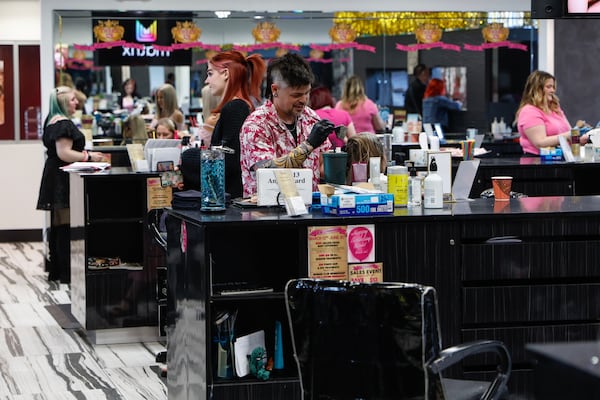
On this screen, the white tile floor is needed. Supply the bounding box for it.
[0,242,167,399]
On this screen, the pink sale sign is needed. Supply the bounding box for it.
[347,225,375,263]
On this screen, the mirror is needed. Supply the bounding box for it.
[53,10,535,135]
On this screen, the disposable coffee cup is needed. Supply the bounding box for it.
[323,152,348,185]
[492,176,512,201]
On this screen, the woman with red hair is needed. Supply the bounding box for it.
[422,78,462,131]
[206,50,266,198]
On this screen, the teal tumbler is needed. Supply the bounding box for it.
[200,149,226,211]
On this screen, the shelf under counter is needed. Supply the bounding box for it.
[70,168,162,344]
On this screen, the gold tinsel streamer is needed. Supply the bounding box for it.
[334,12,492,37]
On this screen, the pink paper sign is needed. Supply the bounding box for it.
[347,225,375,263]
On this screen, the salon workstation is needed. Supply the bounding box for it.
[3,0,600,399]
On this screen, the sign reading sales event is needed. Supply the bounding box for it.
[92,12,192,66]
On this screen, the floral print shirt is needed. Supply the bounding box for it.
[240,100,331,197]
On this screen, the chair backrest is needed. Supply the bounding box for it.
[285,279,445,400]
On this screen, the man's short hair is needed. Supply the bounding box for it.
[265,53,314,99]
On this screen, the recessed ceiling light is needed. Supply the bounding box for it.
[214,11,231,19]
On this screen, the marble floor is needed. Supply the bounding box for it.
[0,242,167,400]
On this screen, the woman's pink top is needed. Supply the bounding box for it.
[315,107,352,149]
[517,104,570,155]
[336,98,379,134]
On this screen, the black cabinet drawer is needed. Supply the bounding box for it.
[460,216,600,241]
[462,284,600,324]
[462,241,600,281]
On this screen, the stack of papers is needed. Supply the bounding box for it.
[60,162,111,172]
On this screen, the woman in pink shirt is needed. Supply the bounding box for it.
[310,86,356,149]
[516,70,572,155]
[335,75,385,134]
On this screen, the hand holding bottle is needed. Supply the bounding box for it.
[307,119,335,148]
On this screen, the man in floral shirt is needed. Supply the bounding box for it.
[240,53,335,198]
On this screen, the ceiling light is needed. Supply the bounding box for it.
[215,11,231,19]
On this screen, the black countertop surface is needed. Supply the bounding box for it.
[168,195,600,226]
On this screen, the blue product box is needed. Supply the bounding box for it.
[540,147,563,162]
[321,193,394,216]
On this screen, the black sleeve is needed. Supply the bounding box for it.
[405,82,417,113]
[210,99,250,198]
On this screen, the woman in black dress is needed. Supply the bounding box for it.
[206,51,266,198]
[37,86,104,283]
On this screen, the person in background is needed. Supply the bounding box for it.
[59,73,87,114]
[405,63,430,117]
[335,75,385,134]
[206,51,266,198]
[74,77,90,114]
[345,132,386,184]
[154,83,185,131]
[310,86,356,150]
[120,78,139,113]
[422,78,462,132]
[36,86,105,283]
[240,53,335,198]
[154,117,178,139]
[166,72,176,88]
[121,115,148,145]
[199,83,221,145]
[516,70,575,155]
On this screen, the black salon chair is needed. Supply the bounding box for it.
[285,279,511,400]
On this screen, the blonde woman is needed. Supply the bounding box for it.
[344,132,386,184]
[516,70,573,155]
[154,83,185,131]
[121,115,149,145]
[335,75,385,134]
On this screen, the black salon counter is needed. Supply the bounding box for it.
[166,196,600,399]
[168,194,600,224]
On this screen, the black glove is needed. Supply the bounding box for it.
[307,119,335,148]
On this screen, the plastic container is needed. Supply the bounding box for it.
[322,152,348,185]
[408,165,422,207]
[424,157,443,209]
[387,165,408,207]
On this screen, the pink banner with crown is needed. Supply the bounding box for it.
[395,42,462,52]
[232,42,300,52]
[309,42,376,53]
[463,41,528,51]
